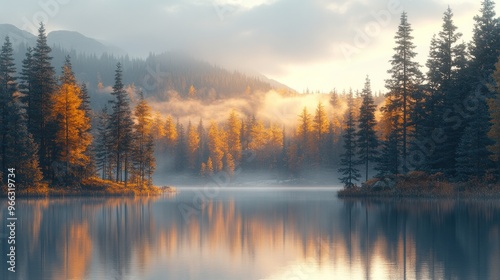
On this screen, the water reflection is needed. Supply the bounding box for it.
[0,190,499,280]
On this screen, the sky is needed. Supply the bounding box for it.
[1,0,499,93]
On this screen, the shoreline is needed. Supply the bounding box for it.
[337,171,500,199]
[1,177,176,198]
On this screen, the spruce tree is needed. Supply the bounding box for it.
[454,0,499,179]
[31,23,57,178]
[95,106,112,180]
[108,63,134,184]
[356,76,379,182]
[338,89,360,187]
[469,0,500,81]
[455,101,494,181]
[0,36,16,175]
[488,59,500,179]
[422,7,468,175]
[385,12,423,173]
[0,37,42,189]
[78,83,95,179]
[19,47,34,127]
[5,99,43,189]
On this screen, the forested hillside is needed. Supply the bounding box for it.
[1,1,500,192]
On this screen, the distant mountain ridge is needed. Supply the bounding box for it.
[0,23,123,56]
[0,23,297,107]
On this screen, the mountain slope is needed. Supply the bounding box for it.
[0,23,36,46]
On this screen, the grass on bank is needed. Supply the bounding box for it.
[1,177,176,197]
[338,171,500,198]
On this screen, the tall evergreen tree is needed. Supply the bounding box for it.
[19,47,34,127]
[95,106,112,180]
[488,59,500,179]
[0,36,16,175]
[421,7,468,175]
[338,90,360,187]
[78,83,95,179]
[4,98,43,189]
[356,76,379,182]
[108,63,134,184]
[0,37,42,189]
[31,23,57,178]
[455,100,494,181]
[385,12,423,173]
[453,0,499,179]
[468,0,500,81]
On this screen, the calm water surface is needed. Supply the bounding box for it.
[1,187,500,280]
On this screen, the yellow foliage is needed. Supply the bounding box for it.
[51,82,92,168]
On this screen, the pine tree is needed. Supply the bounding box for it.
[0,36,42,189]
[0,36,16,175]
[338,90,360,187]
[385,12,423,173]
[377,94,403,176]
[30,23,57,178]
[469,0,500,80]
[78,83,95,179]
[454,0,499,180]
[132,93,155,187]
[488,59,500,178]
[19,47,34,127]
[108,63,135,184]
[95,106,112,180]
[5,99,43,189]
[356,76,379,182]
[455,101,494,181]
[51,56,92,183]
[422,7,468,175]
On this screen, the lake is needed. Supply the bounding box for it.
[1,187,499,280]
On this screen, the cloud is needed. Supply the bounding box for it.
[1,0,496,93]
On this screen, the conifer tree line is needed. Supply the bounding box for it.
[0,23,156,189]
[2,1,500,190]
[339,1,500,186]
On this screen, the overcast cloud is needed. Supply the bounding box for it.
[0,0,498,92]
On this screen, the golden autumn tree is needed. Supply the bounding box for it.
[164,115,178,152]
[150,112,166,140]
[186,121,200,171]
[207,121,225,172]
[133,93,155,187]
[51,56,92,181]
[226,110,242,163]
[313,101,329,164]
[297,107,314,165]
